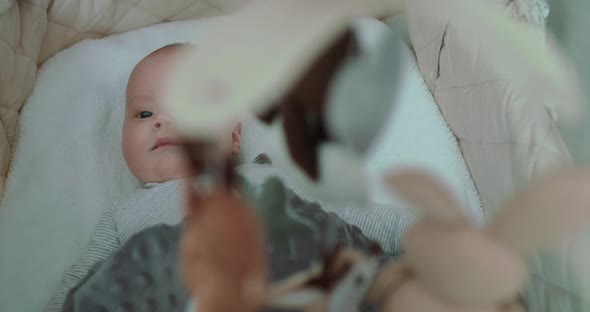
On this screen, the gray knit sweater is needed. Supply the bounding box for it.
[45,160,417,312]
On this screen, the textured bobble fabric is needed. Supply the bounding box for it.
[63,181,391,312]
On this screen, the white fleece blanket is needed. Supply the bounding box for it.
[0,17,481,312]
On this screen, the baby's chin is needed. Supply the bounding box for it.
[139,155,191,184]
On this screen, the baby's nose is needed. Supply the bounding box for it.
[154,115,172,129]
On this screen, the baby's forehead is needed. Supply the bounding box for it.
[126,45,193,107]
[137,45,191,72]
[126,57,170,99]
[130,52,171,80]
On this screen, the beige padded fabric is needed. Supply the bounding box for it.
[405,1,571,215]
[405,3,577,309]
[0,0,246,199]
[0,0,49,200]
[38,0,247,63]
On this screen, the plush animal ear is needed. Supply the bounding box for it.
[487,168,590,255]
[385,169,467,223]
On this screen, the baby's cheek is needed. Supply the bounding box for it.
[171,150,191,173]
[122,136,149,173]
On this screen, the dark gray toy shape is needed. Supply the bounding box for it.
[253,176,320,259]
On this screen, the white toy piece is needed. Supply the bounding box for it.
[165,0,405,140]
[357,168,590,311]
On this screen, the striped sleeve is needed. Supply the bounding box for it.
[288,182,416,257]
[44,205,121,312]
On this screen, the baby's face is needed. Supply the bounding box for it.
[122,49,190,183]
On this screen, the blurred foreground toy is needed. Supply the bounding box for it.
[166,1,407,205]
[256,20,404,182]
[168,0,589,310]
[179,141,268,312]
[361,168,590,312]
[166,0,584,191]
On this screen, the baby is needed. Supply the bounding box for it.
[46,42,416,312]
[121,42,241,184]
[45,43,242,312]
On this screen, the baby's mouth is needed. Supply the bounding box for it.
[152,137,181,150]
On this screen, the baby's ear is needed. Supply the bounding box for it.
[233,122,243,137]
[232,122,242,154]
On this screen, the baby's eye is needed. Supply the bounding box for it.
[138,111,153,119]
